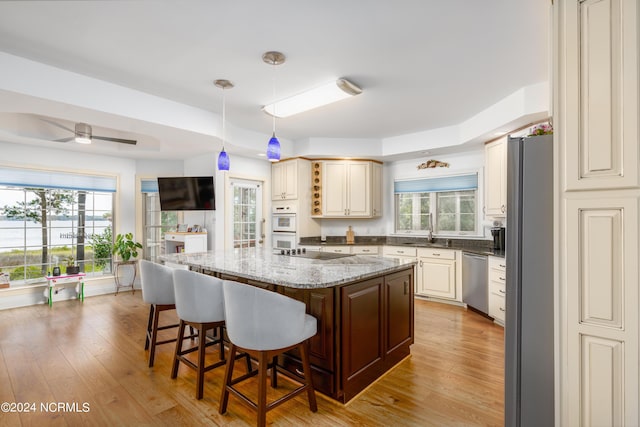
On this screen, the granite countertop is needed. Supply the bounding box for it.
[160,248,416,289]
[299,236,505,258]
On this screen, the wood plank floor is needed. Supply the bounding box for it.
[0,293,504,426]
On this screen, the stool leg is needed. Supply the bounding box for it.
[171,320,186,379]
[196,324,206,400]
[270,356,278,388]
[144,305,154,350]
[218,326,225,361]
[257,352,269,427]
[219,343,237,414]
[148,305,161,367]
[300,341,318,412]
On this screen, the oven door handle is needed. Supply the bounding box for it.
[259,218,265,244]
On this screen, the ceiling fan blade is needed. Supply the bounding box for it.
[39,118,75,133]
[53,137,74,142]
[92,135,137,145]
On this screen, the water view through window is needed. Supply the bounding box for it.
[0,186,114,286]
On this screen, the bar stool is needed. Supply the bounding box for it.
[219,280,318,427]
[171,269,235,400]
[139,259,181,368]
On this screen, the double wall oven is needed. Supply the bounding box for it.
[272,204,297,250]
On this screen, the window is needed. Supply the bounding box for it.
[141,179,179,262]
[394,173,478,236]
[0,184,114,286]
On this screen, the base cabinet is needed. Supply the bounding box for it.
[209,266,414,403]
[164,232,207,254]
[340,268,414,402]
[416,248,458,300]
[488,256,506,324]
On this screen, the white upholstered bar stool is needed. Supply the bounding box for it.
[170,269,227,400]
[139,259,182,368]
[219,280,318,427]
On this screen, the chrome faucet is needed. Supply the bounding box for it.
[427,213,435,243]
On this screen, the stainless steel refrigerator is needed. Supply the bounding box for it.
[505,134,554,427]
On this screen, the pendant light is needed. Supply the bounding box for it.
[214,79,233,171]
[262,51,285,162]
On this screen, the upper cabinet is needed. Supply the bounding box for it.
[271,159,299,200]
[372,162,383,217]
[313,160,382,218]
[484,137,507,217]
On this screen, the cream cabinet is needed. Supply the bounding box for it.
[271,159,299,200]
[317,160,382,218]
[371,162,383,217]
[556,1,639,425]
[484,137,507,217]
[416,248,458,300]
[164,232,207,254]
[487,256,506,324]
[317,245,381,255]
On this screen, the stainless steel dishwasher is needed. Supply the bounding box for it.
[462,252,488,314]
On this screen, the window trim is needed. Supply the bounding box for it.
[393,170,483,238]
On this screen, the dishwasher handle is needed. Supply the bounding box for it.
[462,252,488,261]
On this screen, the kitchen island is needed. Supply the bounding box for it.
[161,248,415,403]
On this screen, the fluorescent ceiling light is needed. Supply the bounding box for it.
[263,78,362,118]
[74,136,92,144]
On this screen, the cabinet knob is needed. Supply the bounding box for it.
[501,205,505,213]
[499,307,506,312]
[499,289,506,294]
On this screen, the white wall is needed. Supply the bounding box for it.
[184,151,272,251]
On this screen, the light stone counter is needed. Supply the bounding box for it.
[160,247,416,289]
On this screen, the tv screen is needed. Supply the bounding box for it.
[157,176,215,211]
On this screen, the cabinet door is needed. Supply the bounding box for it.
[341,277,385,402]
[371,162,383,217]
[271,160,298,200]
[281,287,334,371]
[323,161,348,216]
[418,258,456,299]
[485,137,506,216]
[184,235,207,253]
[282,160,298,199]
[346,161,371,216]
[271,162,286,200]
[384,269,414,368]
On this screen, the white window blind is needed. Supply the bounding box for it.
[0,167,117,192]
[394,173,477,193]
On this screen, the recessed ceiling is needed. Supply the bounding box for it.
[0,0,549,159]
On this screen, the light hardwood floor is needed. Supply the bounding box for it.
[0,292,504,426]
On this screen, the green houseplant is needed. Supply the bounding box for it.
[112,232,143,295]
[112,232,143,262]
[65,255,80,275]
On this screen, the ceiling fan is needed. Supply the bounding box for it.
[41,119,137,145]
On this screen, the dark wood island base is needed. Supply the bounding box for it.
[208,266,415,403]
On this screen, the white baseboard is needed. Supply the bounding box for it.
[0,277,141,311]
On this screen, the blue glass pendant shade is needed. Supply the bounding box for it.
[217,149,230,171]
[266,133,280,162]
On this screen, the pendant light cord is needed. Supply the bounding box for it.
[272,61,277,135]
[222,87,226,150]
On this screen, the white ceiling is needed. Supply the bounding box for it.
[0,0,549,161]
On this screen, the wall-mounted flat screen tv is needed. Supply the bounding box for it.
[157,176,215,211]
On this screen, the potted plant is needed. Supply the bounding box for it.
[65,255,80,275]
[112,232,143,295]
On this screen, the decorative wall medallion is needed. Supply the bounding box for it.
[417,159,450,169]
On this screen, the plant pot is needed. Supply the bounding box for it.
[66,266,80,275]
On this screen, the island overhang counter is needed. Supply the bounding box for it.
[161,248,416,403]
